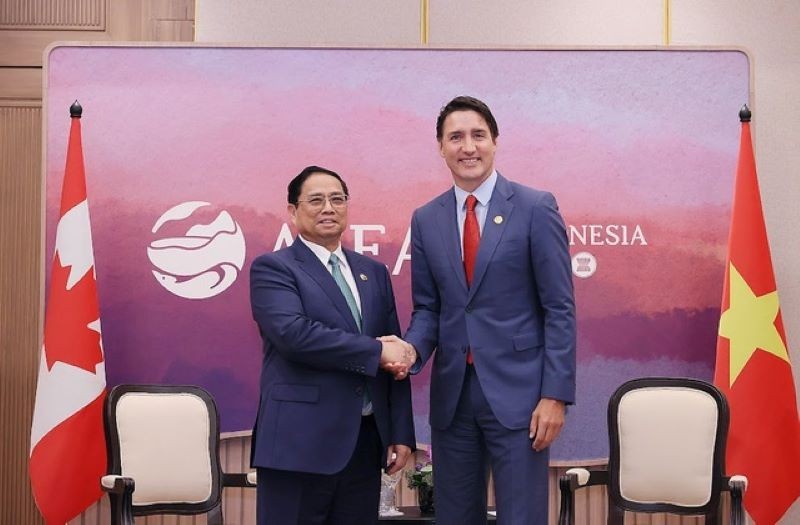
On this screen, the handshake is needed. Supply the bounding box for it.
[378,335,417,380]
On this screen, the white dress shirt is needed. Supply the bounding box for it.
[453,170,498,259]
[297,235,362,316]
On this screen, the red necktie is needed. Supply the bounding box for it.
[463,195,480,364]
[463,195,480,286]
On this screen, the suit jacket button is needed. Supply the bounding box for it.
[355,386,364,396]
[466,306,472,313]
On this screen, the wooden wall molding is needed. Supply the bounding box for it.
[0,104,44,525]
[0,0,106,31]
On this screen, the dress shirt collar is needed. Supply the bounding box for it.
[297,235,349,271]
[454,169,498,210]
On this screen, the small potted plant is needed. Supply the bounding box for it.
[406,457,434,513]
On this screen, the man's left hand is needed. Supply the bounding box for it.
[385,444,413,475]
[529,398,565,452]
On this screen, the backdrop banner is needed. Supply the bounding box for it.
[45,45,749,461]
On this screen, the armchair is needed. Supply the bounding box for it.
[559,377,747,525]
[101,384,256,525]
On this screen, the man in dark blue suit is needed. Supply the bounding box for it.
[400,96,576,524]
[250,166,416,525]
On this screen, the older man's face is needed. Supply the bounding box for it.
[288,173,349,251]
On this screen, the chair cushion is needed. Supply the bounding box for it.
[115,391,214,505]
[616,386,718,506]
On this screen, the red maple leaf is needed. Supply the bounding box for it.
[43,252,103,373]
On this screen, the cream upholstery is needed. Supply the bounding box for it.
[114,391,213,505]
[101,475,121,489]
[558,378,748,525]
[617,386,718,506]
[565,468,590,487]
[246,470,258,485]
[729,475,748,491]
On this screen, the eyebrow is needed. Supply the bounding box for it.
[448,128,488,135]
[304,192,345,197]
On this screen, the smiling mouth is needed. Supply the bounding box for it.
[460,158,480,166]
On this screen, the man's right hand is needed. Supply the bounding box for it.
[378,336,416,380]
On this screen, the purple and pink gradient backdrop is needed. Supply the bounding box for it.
[45,47,748,460]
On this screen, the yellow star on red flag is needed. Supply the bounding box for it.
[718,263,788,387]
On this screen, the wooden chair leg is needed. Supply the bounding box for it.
[558,475,575,525]
[607,504,624,525]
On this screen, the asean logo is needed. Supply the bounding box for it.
[147,201,246,299]
[571,251,597,279]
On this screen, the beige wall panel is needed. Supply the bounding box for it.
[0,30,113,66]
[140,0,195,40]
[144,0,194,21]
[0,0,105,31]
[0,0,195,68]
[0,104,43,525]
[104,0,145,41]
[429,0,664,45]
[194,0,420,44]
[152,19,194,41]
[0,68,42,100]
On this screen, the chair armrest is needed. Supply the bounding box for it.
[728,475,748,525]
[101,475,135,494]
[564,468,608,489]
[558,468,609,525]
[728,475,748,492]
[222,471,257,488]
[100,475,135,525]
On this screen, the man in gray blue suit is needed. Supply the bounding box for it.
[250,166,416,524]
[399,96,576,524]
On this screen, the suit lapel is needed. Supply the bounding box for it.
[468,174,515,303]
[292,241,360,333]
[346,250,374,335]
[435,190,469,294]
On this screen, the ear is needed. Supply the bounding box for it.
[287,204,298,226]
[438,140,446,158]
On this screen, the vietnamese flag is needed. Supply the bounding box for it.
[714,105,800,524]
[29,102,107,524]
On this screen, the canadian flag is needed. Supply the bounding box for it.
[30,102,107,524]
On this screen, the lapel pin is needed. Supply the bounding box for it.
[494,215,503,224]
[360,273,368,281]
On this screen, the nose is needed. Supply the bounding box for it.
[462,136,476,153]
[320,197,335,212]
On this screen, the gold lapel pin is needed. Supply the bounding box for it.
[494,215,503,224]
[360,273,368,281]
